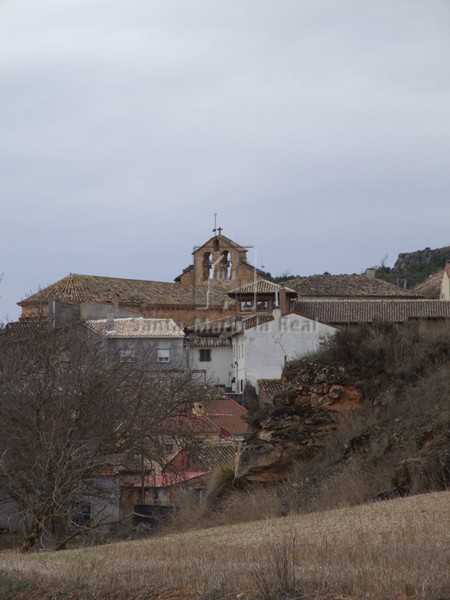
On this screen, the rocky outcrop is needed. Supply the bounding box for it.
[394,246,450,272]
[235,362,362,482]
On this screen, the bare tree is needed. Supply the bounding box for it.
[0,324,204,551]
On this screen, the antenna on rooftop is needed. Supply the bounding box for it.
[212,213,223,236]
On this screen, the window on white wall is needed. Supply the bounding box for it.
[199,349,211,362]
[157,349,171,363]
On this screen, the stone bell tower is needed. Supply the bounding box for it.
[175,230,262,292]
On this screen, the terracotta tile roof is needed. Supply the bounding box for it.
[85,317,185,338]
[241,314,274,330]
[191,440,239,468]
[287,274,423,299]
[199,398,248,435]
[187,316,239,334]
[187,314,273,335]
[295,300,450,324]
[258,379,284,401]
[162,414,220,435]
[134,470,206,488]
[189,337,232,348]
[2,321,47,339]
[134,439,239,488]
[96,453,143,476]
[228,279,297,296]
[18,273,228,308]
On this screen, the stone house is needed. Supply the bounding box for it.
[84,316,186,368]
[90,399,247,531]
[0,398,247,535]
[122,439,240,527]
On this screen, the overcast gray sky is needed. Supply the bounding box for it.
[1,0,450,322]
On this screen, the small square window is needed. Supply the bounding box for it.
[157,349,171,363]
[256,300,268,312]
[199,349,211,362]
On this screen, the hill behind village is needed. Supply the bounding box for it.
[375,244,450,294]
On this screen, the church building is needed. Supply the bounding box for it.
[17,231,265,329]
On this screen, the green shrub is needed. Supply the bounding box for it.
[310,321,450,400]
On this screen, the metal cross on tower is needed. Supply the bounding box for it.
[212,213,223,236]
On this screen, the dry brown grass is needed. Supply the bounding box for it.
[1,491,449,599]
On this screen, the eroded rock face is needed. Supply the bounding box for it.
[235,361,362,482]
[394,246,450,272]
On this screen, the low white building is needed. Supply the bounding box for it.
[232,308,336,393]
[186,280,337,395]
[187,337,233,387]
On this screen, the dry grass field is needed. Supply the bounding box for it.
[1,490,449,599]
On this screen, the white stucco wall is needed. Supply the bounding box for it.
[233,313,335,391]
[441,271,450,301]
[188,345,233,387]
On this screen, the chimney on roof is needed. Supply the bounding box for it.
[279,285,288,315]
[274,285,280,309]
[193,402,205,415]
[106,313,115,333]
[112,293,120,309]
[364,267,377,280]
[273,306,281,320]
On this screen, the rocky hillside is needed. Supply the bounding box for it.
[236,363,362,481]
[375,245,450,293]
[235,322,450,503]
